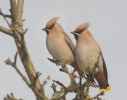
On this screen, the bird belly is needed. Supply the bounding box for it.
[75,44,103,75]
[46,35,74,64]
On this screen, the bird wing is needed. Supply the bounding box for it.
[61,32,75,56]
[98,45,108,82]
[101,53,108,82]
[98,46,108,82]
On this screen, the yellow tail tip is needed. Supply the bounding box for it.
[100,86,111,92]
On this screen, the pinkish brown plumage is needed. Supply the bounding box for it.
[71,22,111,92]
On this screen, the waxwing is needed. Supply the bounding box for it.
[42,17,82,75]
[71,23,111,92]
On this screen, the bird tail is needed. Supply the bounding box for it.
[94,71,111,92]
[100,85,111,92]
[70,60,83,76]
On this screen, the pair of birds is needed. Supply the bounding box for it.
[42,17,111,92]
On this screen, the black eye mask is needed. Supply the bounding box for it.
[77,29,85,34]
[74,34,78,40]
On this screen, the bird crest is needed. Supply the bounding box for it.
[45,17,60,29]
[74,22,90,33]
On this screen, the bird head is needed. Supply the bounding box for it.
[42,17,60,35]
[71,22,90,40]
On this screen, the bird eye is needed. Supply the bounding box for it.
[49,24,55,29]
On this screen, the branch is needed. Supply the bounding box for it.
[41,75,50,88]
[17,0,24,19]
[48,58,76,83]
[87,92,104,100]
[31,72,42,87]
[4,93,23,100]
[0,26,13,36]
[10,0,17,21]
[14,51,18,65]
[4,52,30,86]
[0,12,11,18]
[0,11,11,18]
[1,1,48,100]
[4,57,48,99]
[0,8,11,27]
[53,80,66,90]
[51,82,57,93]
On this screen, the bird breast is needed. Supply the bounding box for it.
[46,32,74,64]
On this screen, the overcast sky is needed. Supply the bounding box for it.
[0,0,127,100]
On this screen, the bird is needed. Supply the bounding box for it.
[71,23,111,92]
[42,17,82,75]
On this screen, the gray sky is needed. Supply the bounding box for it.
[0,0,127,100]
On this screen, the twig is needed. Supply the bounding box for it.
[53,80,66,90]
[4,55,30,86]
[31,72,42,86]
[51,82,57,93]
[20,28,28,43]
[42,80,47,87]
[23,28,28,35]
[0,8,11,18]
[14,51,18,65]
[87,92,104,100]
[85,80,90,98]
[41,75,50,88]
[4,93,23,100]
[64,66,75,83]
[0,8,11,27]
[48,58,76,83]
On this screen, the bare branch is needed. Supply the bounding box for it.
[48,58,76,84]
[0,11,11,18]
[23,28,28,35]
[42,80,47,88]
[0,9,11,27]
[0,26,13,36]
[10,0,17,21]
[31,72,42,86]
[85,80,90,98]
[17,0,24,19]
[4,58,30,86]
[51,82,57,93]
[53,80,66,90]
[21,28,28,42]
[4,93,23,100]
[14,51,18,65]
[88,92,104,100]
[41,75,50,88]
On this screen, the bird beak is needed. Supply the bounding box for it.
[42,28,49,31]
[71,31,77,35]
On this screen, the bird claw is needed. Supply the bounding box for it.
[47,58,61,66]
